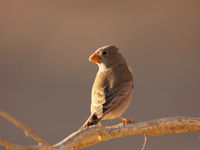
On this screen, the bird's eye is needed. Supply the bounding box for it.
[102,51,108,55]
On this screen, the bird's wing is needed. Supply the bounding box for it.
[91,81,133,118]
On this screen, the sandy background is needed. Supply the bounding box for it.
[0,1,200,150]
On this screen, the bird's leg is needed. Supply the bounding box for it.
[98,121,102,127]
[98,121,110,128]
[118,117,134,125]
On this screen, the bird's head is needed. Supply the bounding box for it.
[89,45,126,69]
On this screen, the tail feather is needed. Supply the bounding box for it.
[79,113,101,130]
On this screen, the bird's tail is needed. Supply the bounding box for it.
[79,113,101,130]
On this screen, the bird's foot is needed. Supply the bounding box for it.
[98,121,102,127]
[118,117,135,125]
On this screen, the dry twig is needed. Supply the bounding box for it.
[0,110,50,147]
[141,134,147,150]
[54,117,200,150]
[0,109,199,150]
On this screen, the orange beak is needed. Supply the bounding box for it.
[89,53,100,63]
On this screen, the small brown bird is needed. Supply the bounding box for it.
[80,45,134,130]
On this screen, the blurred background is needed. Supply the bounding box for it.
[0,0,200,150]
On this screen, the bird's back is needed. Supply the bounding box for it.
[91,64,133,118]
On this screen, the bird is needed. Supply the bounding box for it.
[79,45,134,130]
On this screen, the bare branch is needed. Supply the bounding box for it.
[0,137,19,150]
[0,112,199,150]
[0,110,50,146]
[0,138,51,150]
[54,117,200,150]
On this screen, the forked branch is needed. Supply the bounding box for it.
[53,116,200,150]
[0,109,199,150]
